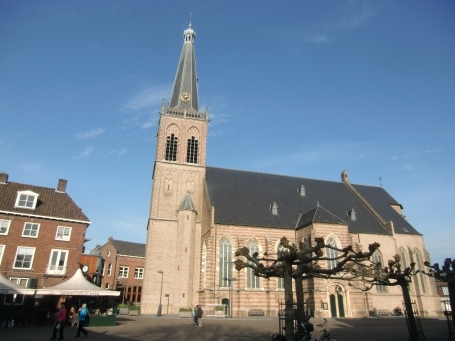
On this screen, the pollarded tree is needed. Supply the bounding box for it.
[234,236,380,341]
[424,258,455,329]
[349,254,422,341]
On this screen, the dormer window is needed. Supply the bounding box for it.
[347,209,356,221]
[15,191,39,209]
[270,202,278,215]
[297,185,305,197]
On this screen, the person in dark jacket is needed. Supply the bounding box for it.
[50,302,67,340]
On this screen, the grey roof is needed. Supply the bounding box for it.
[178,192,197,213]
[205,167,419,236]
[107,239,146,258]
[352,184,420,235]
[169,24,199,111]
[296,204,346,228]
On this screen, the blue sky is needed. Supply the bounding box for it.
[1,1,454,262]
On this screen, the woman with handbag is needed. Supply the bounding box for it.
[50,302,67,340]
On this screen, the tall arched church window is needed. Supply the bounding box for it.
[326,236,339,270]
[186,127,200,164]
[165,124,179,161]
[399,248,411,293]
[371,250,387,292]
[414,250,426,294]
[202,242,207,289]
[219,237,232,287]
[247,239,260,288]
[277,244,287,289]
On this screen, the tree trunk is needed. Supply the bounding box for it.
[400,280,420,341]
[283,262,294,341]
[294,275,305,333]
[448,279,455,331]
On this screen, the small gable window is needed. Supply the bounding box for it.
[347,209,356,221]
[15,191,39,209]
[297,185,305,197]
[270,202,278,215]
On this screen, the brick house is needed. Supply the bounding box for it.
[96,237,145,305]
[0,172,90,304]
[141,24,441,317]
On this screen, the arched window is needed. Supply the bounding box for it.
[414,250,426,294]
[326,236,339,270]
[399,248,411,293]
[165,124,179,161]
[371,250,387,292]
[219,237,232,287]
[186,127,199,164]
[202,242,207,289]
[247,239,260,288]
[277,244,286,289]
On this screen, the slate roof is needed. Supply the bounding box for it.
[296,204,347,228]
[205,167,419,236]
[0,181,90,223]
[178,192,197,213]
[108,239,146,258]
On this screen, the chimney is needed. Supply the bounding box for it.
[0,172,8,184]
[341,170,349,183]
[56,179,67,193]
[108,236,113,241]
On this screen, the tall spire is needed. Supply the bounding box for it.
[169,23,199,111]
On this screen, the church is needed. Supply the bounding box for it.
[141,24,441,317]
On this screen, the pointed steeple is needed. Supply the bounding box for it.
[178,192,198,213]
[169,23,199,112]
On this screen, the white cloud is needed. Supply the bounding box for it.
[21,163,41,172]
[75,128,104,140]
[118,148,127,155]
[74,147,93,159]
[399,164,413,171]
[121,85,170,113]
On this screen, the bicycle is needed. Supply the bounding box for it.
[312,319,337,341]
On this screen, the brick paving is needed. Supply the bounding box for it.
[0,315,448,341]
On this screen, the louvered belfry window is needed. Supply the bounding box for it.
[165,134,178,161]
[186,136,199,163]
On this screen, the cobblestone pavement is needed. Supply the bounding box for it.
[0,315,448,341]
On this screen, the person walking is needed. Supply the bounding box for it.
[50,302,67,340]
[75,304,88,338]
[193,306,198,327]
[196,305,203,328]
[30,301,40,327]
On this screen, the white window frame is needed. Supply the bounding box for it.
[46,249,68,276]
[119,266,129,278]
[22,222,40,238]
[135,267,144,279]
[0,219,11,235]
[442,286,449,296]
[325,236,339,270]
[13,246,36,269]
[15,190,39,209]
[55,226,72,241]
[107,264,112,276]
[5,278,29,305]
[0,244,5,265]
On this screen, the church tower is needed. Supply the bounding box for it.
[142,24,208,314]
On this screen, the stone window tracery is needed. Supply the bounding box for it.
[165,124,179,161]
[186,127,199,164]
[219,237,232,287]
[247,239,260,288]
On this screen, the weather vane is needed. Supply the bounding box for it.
[378,176,382,187]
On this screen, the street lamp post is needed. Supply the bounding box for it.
[156,270,164,317]
[222,277,236,318]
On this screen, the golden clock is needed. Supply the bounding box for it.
[180,92,191,102]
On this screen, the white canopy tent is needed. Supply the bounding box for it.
[36,269,120,296]
[0,273,36,295]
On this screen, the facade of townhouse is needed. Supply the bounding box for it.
[95,237,145,305]
[0,172,90,304]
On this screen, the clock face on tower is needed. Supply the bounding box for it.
[82,265,89,273]
[180,92,191,102]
